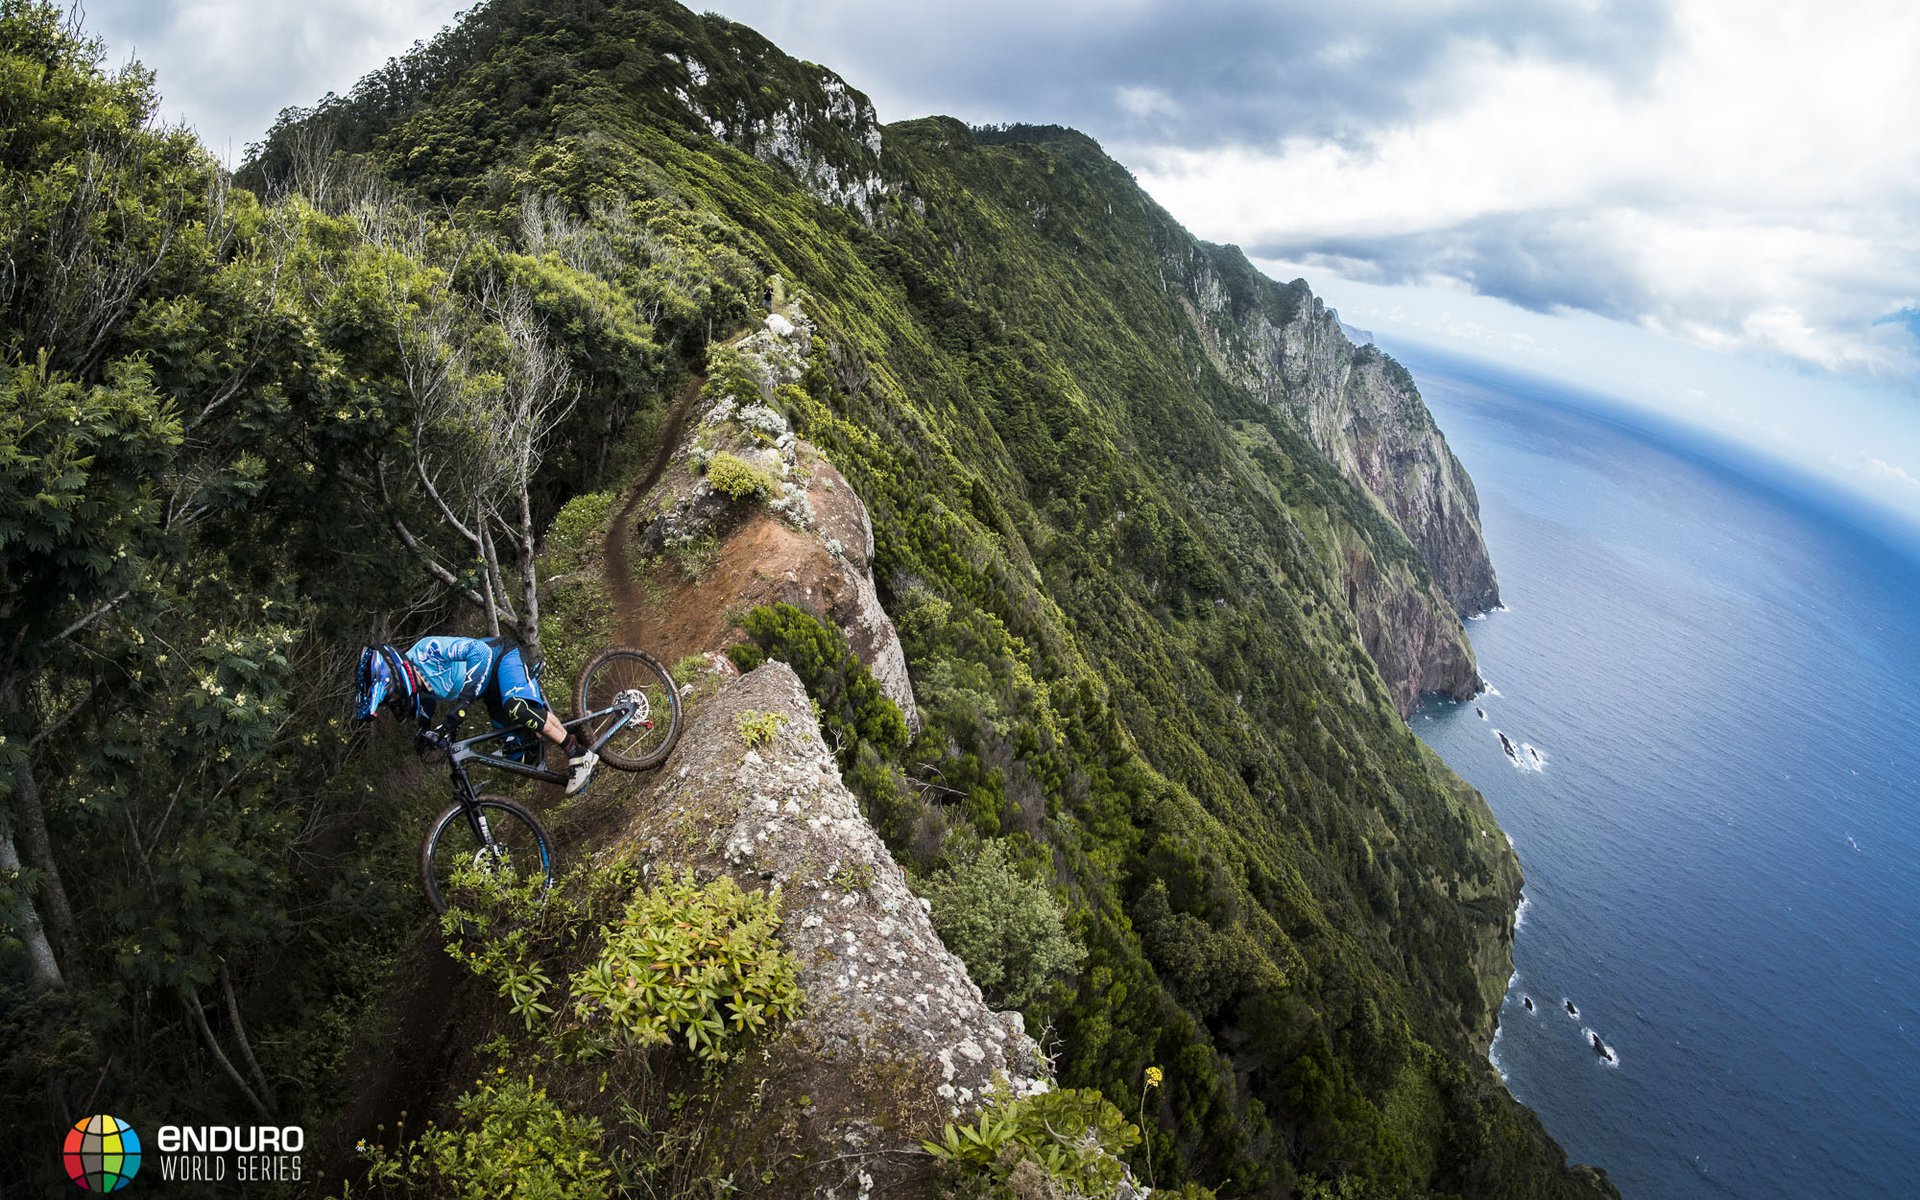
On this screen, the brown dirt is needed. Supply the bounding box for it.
[614,510,849,668]
[604,373,707,647]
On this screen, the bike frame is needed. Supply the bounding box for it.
[444,700,643,839]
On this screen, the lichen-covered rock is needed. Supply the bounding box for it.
[607,662,1050,1195]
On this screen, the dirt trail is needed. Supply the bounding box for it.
[603,373,705,648]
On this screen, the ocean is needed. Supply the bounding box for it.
[1403,349,1920,1200]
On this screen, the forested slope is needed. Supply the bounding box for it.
[1,1,1609,1195]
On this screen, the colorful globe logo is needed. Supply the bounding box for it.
[62,1114,141,1191]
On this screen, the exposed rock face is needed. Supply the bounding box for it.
[1341,534,1483,711]
[1174,245,1498,710]
[605,661,1054,1196]
[1183,258,1499,617]
[1264,297,1500,616]
[664,53,887,217]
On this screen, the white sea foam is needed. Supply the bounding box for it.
[1581,1027,1620,1067]
[1469,612,1487,621]
[1488,1020,1510,1083]
[1515,892,1532,929]
[1522,742,1549,772]
[1493,729,1533,770]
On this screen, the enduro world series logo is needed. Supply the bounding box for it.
[61,1115,305,1188]
[63,1115,141,1191]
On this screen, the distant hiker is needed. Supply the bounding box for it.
[354,636,598,796]
[762,285,775,310]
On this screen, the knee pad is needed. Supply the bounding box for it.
[502,695,547,733]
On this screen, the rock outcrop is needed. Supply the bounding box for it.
[598,661,1055,1196]
[611,305,919,732]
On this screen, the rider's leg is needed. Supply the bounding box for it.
[490,646,580,753]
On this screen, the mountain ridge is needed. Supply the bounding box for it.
[0,1,1610,1194]
[242,1,1605,1191]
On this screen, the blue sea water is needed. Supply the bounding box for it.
[1402,350,1920,1200]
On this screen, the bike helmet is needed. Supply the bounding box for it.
[354,644,419,722]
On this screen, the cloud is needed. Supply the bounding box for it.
[1125,0,1920,379]
[76,1,1920,385]
[83,0,468,158]
[1863,457,1920,491]
[702,0,1671,146]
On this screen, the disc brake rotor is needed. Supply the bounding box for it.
[613,687,652,724]
[472,844,513,874]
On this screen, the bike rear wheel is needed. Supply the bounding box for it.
[573,647,683,771]
[419,795,555,916]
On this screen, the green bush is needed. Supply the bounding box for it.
[348,1078,611,1200]
[921,840,1084,1010]
[569,868,802,1066]
[735,708,788,748]
[729,602,909,759]
[705,450,778,500]
[544,490,617,575]
[926,1085,1140,1199]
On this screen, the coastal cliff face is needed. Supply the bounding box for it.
[1175,245,1498,709]
[1270,297,1498,617]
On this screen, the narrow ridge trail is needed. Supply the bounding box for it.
[602,372,705,649]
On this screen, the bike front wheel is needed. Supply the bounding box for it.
[419,795,555,917]
[573,647,683,771]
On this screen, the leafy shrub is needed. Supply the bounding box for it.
[728,602,918,847]
[735,708,788,748]
[921,840,1084,1010]
[570,868,802,1065]
[348,1077,611,1200]
[736,401,788,439]
[728,603,908,758]
[544,490,617,575]
[926,1085,1140,1199]
[441,862,637,1033]
[704,450,777,500]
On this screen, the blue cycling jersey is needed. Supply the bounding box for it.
[401,636,547,734]
[403,636,500,709]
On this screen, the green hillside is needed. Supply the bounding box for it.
[0,0,1610,1195]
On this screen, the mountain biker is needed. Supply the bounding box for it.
[353,636,598,796]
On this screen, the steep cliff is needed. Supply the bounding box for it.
[1183,250,1500,618]
[1173,243,1499,708]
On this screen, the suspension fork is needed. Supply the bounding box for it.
[450,759,494,846]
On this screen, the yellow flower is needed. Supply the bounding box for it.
[1145,1066,1163,1089]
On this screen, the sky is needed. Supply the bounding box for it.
[77,0,1920,532]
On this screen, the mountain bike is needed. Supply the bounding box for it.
[418,647,683,915]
